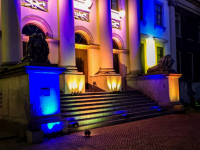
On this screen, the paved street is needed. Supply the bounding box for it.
[1,113,200,150]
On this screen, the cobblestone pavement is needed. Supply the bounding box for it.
[1,113,200,150]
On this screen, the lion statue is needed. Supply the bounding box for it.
[21,34,50,64]
[147,55,175,73]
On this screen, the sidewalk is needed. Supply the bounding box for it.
[0,113,200,150]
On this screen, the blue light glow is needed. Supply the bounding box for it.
[26,66,65,134]
[149,106,160,110]
[26,66,65,116]
[47,122,60,129]
[144,74,166,79]
[115,110,127,114]
[41,121,65,134]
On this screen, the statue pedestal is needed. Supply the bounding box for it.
[126,73,184,112]
[0,63,67,137]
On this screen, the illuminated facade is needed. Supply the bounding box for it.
[0,0,183,137]
[0,0,173,92]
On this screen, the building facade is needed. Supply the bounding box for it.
[171,0,200,104]
[0,0,172,92]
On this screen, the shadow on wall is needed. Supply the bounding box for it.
[87,82,105,92]
[86,62,127,92]
[119,62,127,92]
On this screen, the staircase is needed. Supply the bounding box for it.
[60,91,169,132]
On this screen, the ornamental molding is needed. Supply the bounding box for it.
[112,20,120,29]
[74,9,89,22]
[21,0,48,12]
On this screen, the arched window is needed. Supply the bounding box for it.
[22,24,46,38]
[75,33,88,45]
[113,39,119,49]
[22,24,46,56]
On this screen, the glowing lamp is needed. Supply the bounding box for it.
[119,9,125,18]
[84,130,91,137]
[85,0,92,8]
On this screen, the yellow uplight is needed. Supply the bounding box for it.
[146,37,156,70]
[107,76,122,91]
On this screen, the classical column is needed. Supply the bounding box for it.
[1,0,22,66]
[169,0,177,71]
[128,0,142,75]
[59,0,77,72]
[98,0,115,74]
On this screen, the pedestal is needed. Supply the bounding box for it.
[0,63,67,137]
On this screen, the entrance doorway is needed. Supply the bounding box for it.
[113,53,119,74]
[75,33,89,89]
[113,39,120,74]
[75,49,88,89]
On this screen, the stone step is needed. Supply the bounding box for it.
[60,91,140,97]
[60,92,143,100]
[61,99,155,111]
[63,106,162,121]
[68,109,163,127]
[68,111,169,132]
[60,95,148,103]
[61,102,157,116]
[61,97,151,107]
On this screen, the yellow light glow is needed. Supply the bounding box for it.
[112,81,117,91]
[146,38,156,70]
[79,81,84,91]
[167,74,182,102]
[107,76,122,91]
[67,75,85,93]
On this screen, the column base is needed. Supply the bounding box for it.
[61,66,83,75]
[95,68,116,76]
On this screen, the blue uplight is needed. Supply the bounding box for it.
[149,106,160,110]
[144,74,166,79]
[47,122,60,129]
[115,110,127,114]
[41,121,65,134]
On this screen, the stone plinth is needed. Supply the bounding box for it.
[93,75,122,92]
[0,63,67,137]
[126,73,183,112]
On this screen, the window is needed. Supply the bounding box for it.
[111,0,118,11]
[198,22,200,42]
[187,52,193,80]
[155,3,162,26]
[157,47,164,63]
[175,13,181,36]
[176,50,181,73]
[22,24,46,56]
[75,33,88,45]
[113,39,119,49]
[22,24,46,38]
[140,43,145,73]
[139,0,143,20]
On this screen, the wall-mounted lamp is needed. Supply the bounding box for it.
[119,0,125,18]
[85,0,92,8]
[119,9,125,18]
